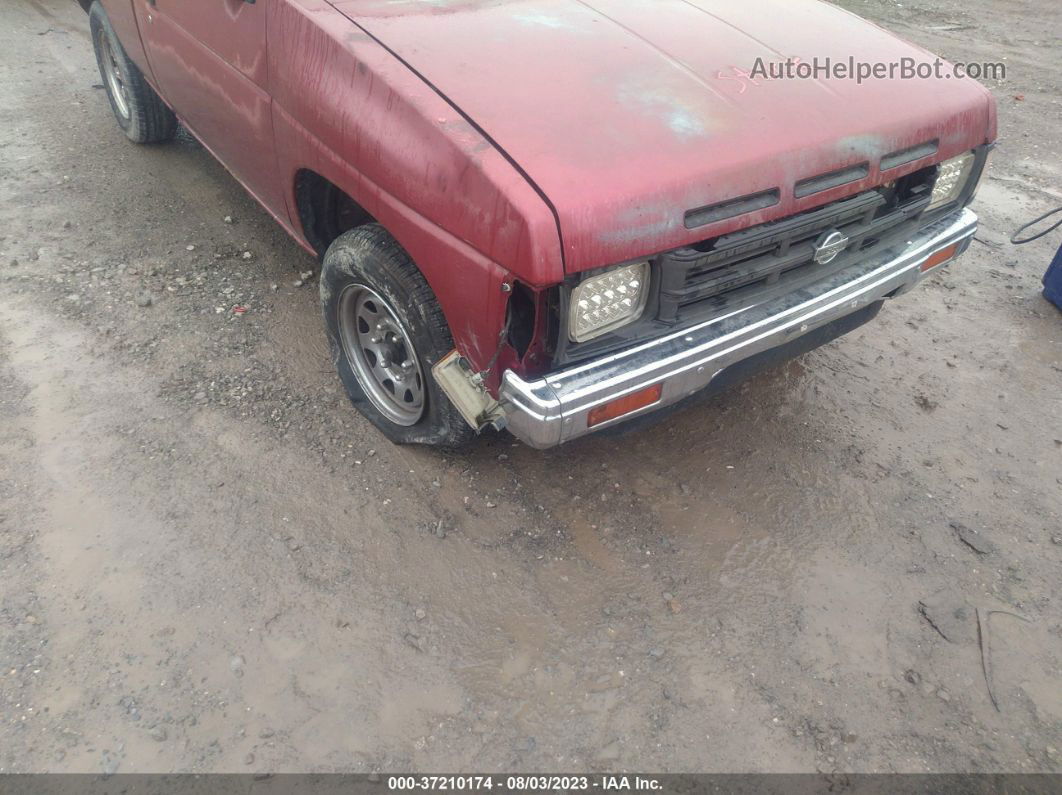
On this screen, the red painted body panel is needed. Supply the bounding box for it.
[266,0,563,369]
[331,0,996,273]
[133,0,284,213]
[98,0,996,379]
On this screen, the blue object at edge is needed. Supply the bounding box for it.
[1045,241,1062,311]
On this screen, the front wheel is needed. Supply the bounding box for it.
[89,2,177,144]
[320,225,475,448]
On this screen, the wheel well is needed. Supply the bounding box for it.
[294,170,375,258]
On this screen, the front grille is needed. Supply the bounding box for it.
[657,169,934,322]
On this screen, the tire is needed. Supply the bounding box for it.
[321,225,476,448]
[89,2,177,144]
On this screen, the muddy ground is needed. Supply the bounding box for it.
[1,0,1060,776]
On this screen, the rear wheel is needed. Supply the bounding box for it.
[321,225,475,448]
[89,2,177,144]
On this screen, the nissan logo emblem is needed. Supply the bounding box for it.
[813,230,850,265]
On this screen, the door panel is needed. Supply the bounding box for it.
[134,0,284,215]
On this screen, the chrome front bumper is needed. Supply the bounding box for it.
[500,208,978,449]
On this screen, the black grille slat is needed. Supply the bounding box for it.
[657,181,933,323]
[684,188,781,229]
[670,240,823,304]
[881,139,939,171]
[795,162,870,198]
[692,191,884,266]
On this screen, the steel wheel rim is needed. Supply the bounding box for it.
[99,28,130,120]
[337,284,426,426]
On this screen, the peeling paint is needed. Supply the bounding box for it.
[615,78,716,141]
[597,213,682,248]
[335,0,992,275]
[511,12,577,30]
[837,134,887,160]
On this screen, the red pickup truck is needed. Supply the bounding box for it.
[86,0,995,448]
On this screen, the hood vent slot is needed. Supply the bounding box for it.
[795,163,870,199]
[881,140,939,171]
[685,188,780,230]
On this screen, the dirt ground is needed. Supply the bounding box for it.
[1,0,1060,776]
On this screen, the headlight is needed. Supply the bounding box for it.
[569,261,649,343]
[927,152,976,211]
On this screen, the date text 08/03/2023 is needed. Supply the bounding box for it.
[387,776,663,791]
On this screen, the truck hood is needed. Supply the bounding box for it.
[329,0,996,274]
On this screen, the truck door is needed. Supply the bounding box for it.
[133,0,284,214]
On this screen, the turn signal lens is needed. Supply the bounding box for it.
[587,383,663,428]
[921,242,961,272]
